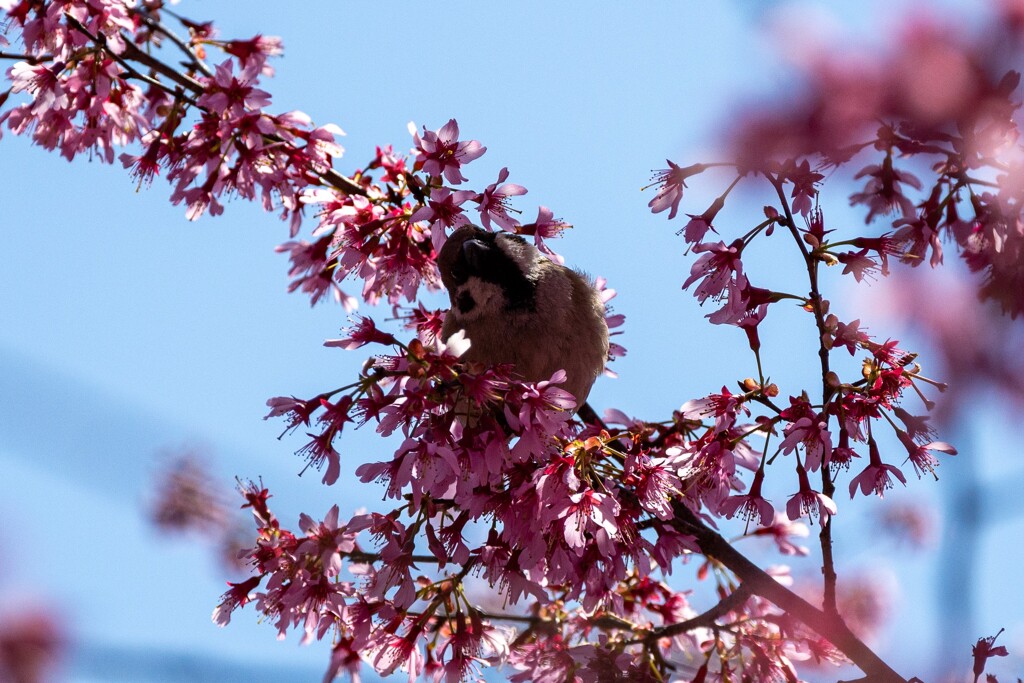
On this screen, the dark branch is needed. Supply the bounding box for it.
[671,502,908,683]
[648,583,752,642]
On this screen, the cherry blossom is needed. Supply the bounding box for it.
[849,436,908,498]
[786,461,837,526]
[412,118,486,185]
[475,166,528,231]
[2,1,1010,680]
[644,160,707,219]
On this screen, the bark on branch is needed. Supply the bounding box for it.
[671,502,908,683]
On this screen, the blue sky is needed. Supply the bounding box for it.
[1,1,1021,681]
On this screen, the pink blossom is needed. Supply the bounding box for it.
[837,248,881,282]
[264,395,318,435]
[223,34,284,74]
[682,239,744,304]
[476,166,528,230]
[370,144,407,183]
[367,630,425,680]
[781,158,823,217]
[516,205,569,261]
[324,315,399,350]
[630,456,683,520]
[779,413,833,471]
[556,489,621,556]
[408,186,476,251]
[120,134,168,188]
[296,430,341,485]
[849,436,907,498]
[275,237,358,309]
[719,466,774,527]
[785,462,837,526]
[413,118,486,184]
[645,160,707,219]
[892,215,944,267]
[679,386,749,431]
[825,316,869,355]
[850,234,902,275]
[8,61,67,114]
[751,512,811,556]
[829,429,861,474]
[895,428,956,479]
[212,576,262,627]
[849,158,921,223]
[323,637,363,683]
[972,629,1010,682]
[296,505,357,577]
[508,635,576,683]
[679,195,724,245]
[198,60,272,119]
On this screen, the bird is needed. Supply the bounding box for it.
[437,225,609,410]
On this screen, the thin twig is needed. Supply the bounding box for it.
[647,584,752,642]
[0,51,54,63]
[131,7,214,78]
[64,12,366,199]
[63,13,203,106]
[764,169,839,615]
[344,550,441,565]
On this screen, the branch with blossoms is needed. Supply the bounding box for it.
[637,4,1023,680]
[2,1,1021,682]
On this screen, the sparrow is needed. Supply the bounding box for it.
[437,225,609,409]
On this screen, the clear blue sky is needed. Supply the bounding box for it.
[1,1,1020,681]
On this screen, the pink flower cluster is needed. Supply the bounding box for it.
[224,306,842,680]
[725,11,1024,318]
[4,2,1014,681]
[285,119,569,309]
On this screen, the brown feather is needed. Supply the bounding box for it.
[438,226,608,408]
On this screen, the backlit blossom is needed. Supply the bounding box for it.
[779,413,833,472]
[972,629,1009,681]
[516,205,569,261]
[719,466,774,527]
[849,436,907,498]
[408,186,476,251]
[556,489,620,556]
[679,195,724,245]
[476,167,527,230]
[679,387,748,432]
[8,61,67,114]
[324,315,399,350]
[296,430,341,485]
[849,157,921,223]
[198,60,272,118]
[895,428,956,479]
[413,118,486,184]
[645,160,707,219]
[682,239,744,304]
[785,462,837,526]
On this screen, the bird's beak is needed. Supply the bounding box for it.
[462,238,491,270]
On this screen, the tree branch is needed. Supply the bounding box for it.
[671,502,908,683]
[647,583,752,643]
[0,51,53,63]
[130,7,215,78]
[765,170,840,614]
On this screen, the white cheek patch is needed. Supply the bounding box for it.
[453,277,503,322]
